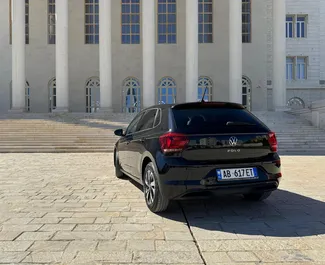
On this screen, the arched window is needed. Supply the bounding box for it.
[85,77,100,113]
[10,80,30,112]
[198,76,213,101]
[122,77,141,113]
[242,76,252,110]
[287,97,305,110]
[157,77,177,104]
[48,78,56,112]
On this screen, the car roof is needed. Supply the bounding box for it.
[141,101,245,112]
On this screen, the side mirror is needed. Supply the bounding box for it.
[114,129,125,137]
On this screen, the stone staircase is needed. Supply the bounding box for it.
[253,111,325,155]
[0,113,133,153]
[0,111,324,155]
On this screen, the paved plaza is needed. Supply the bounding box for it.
[0,154,324,264]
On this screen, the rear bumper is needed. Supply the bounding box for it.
[165,180,280,200]
[156,160,282,200]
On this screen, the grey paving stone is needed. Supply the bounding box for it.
[0,231,22,241]
[0,252,29,263]
[97,240,127,251]
[28,241,69,252]
[61,217,96,224]
[0,224,42,232]
[164,231,193,241]
[155,240,197,252]
[133,251,203,264]
[111,224,154,232]
[0,241,33,251]
[39,224,76,231]
[16,232,54,241]
[73,224,112,231]
[73,251,132,263]
[127,239,155,251]
[52,231,116,241]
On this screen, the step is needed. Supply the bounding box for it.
[0,142,117,145]
[0,149,113,153]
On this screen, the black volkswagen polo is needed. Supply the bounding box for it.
[114,102,281,213]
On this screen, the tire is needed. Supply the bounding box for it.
[143,162,169,213]
[114,151,125,179]
[243,191,272,201]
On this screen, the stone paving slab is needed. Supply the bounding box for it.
[0,154,324,264]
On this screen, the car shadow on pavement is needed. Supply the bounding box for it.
[125,176,325,238]
[128,178,325,237]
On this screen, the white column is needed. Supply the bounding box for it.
[186,0,199,102]
[272,0,287,110]
[11,0,26,112]
[55,0,69,112]
[229,0,242,104]
[99,0,113,112]
[142,0,156,108]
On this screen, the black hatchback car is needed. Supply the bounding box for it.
[114,102,281,213]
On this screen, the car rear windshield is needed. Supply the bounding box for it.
[171,108,268,134]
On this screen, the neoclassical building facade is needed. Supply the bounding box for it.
[0,0,297,113]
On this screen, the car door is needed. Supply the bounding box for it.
[127,108,158,179]
[118,112,143,174]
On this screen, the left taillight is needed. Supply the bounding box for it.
[159,132,189,153]
[268,131,278,152]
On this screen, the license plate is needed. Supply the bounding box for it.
[217,168,258,181]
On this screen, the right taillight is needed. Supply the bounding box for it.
[159,132,189,153]
[268,132,278,152]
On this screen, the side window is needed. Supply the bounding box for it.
[136,109,157,132]
[125,113,143,135]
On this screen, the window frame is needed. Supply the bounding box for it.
[286,56,308,81]
[286,14,308,38]
[198,76,213,101]
[157,77,177,105]
[121,0,141,44]
[286,15,294,38]
[296,15,307,38]
[157,0,177,44]
[242,0,251,43]
[48,0,56,44]
[198,0,213,44]
[84,0,99,44]
[286,56,295,81]
[296,56,308,80]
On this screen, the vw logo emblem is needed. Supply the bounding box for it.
[229,136,238,147]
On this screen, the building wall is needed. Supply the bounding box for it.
[285,0,325,107]
[0,0,293,113]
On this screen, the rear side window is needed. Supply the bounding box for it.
[136,109,157,132]
[172,108,268,134]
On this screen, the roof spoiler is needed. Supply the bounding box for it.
[172,101,245,110]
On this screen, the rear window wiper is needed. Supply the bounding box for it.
[226,121,256,126]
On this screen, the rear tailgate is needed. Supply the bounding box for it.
[171,103,273,162]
